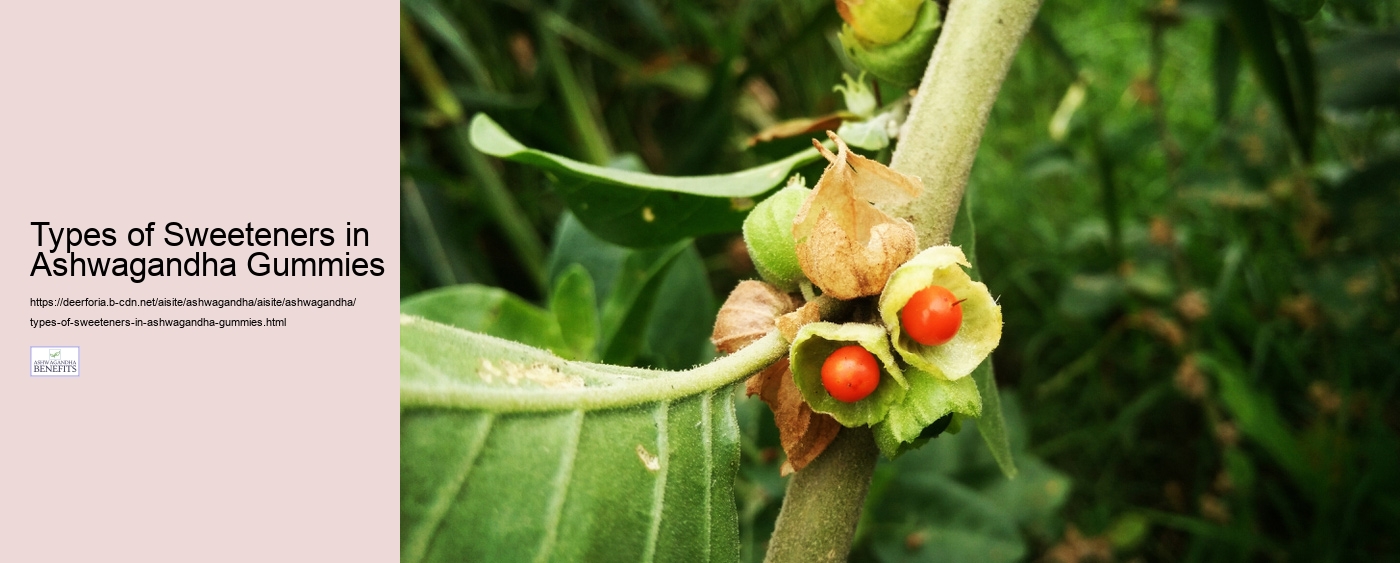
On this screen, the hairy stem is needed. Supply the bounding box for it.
[763,0,1042,561]
[762,427,879,563]
[886,0,1046,248]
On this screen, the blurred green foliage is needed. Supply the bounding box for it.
[401,0,1400,560]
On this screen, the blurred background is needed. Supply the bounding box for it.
[400,0,1400,560]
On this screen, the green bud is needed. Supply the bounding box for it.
[789,322,907,427]
[877,245,1002,381]
[833,72,878,118]
[743,182,810,292]
[839,0,942,87]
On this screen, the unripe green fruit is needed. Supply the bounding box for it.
[836,0,924,46]
[743,185,810,292]
[840,0,942,87]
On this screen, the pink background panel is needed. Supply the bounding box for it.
[0,2,398,561]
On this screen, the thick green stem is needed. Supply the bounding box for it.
[763,1,1042,561]
[762,427,879,563]
[886,0,1046,248]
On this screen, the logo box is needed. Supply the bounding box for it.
[31,346,80,377]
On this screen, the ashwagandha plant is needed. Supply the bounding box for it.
[400,0,1044,561]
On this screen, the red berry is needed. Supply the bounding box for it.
[900,285,963,346]
[821,345,880,403]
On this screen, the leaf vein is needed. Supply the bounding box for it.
[534,410,585,563]
[641,401,670,563]
[405,412,494,563]
[701,390,713,563]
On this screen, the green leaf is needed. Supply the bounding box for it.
[546,212,692,365]
[599,242,690,365]
[548,212,630,307]
[870,471,1025,563]
[1228,0,1317,161]
[1195,353,1311,490]
[1266,0,1324,20]
[1316,31,1400,112]
[401,0,494,89]
[864,392,1066,562]
[1274,12,1317,160]
[981,455,1069,529]
[551,264,600,361]
[872,368,983,459]
[469,114,821,248]
[1213,21,1242,120]
[643,245,718,369]
[400,285,570,357]
[1327,156,1400,252]
[969,360,1016,478]
[400,316,788,562]
[951,188,1017,478]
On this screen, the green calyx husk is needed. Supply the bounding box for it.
[878,245,1002,381]
[839,0,942,87]
[743,183,810,292]
[871,366,982,458]
[789,322,907,427]
[783,245,1000,456]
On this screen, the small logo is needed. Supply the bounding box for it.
[31,346,80,377]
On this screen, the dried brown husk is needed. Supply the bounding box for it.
[776,301,821,343]
[711,280,798,354]
[745,111,857,147]
[745,358,842,475]
[793,132,920,299]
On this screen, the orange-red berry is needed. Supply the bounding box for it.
[900,285,963,346]
[821,345,880,403]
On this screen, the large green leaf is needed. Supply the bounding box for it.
[950,187,1017,478]
[469,113,822,247]
[401,316,788,562]
[399,264,604,364]
[400,284,571,357]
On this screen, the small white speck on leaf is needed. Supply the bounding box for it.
[642,207,656,222]
[636,444,660,472]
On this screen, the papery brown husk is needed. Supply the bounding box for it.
[745,358,842,475]
[796,211,917,300]
[792,132,920,299]
[776,301,821,343]
[711,280,798,354]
